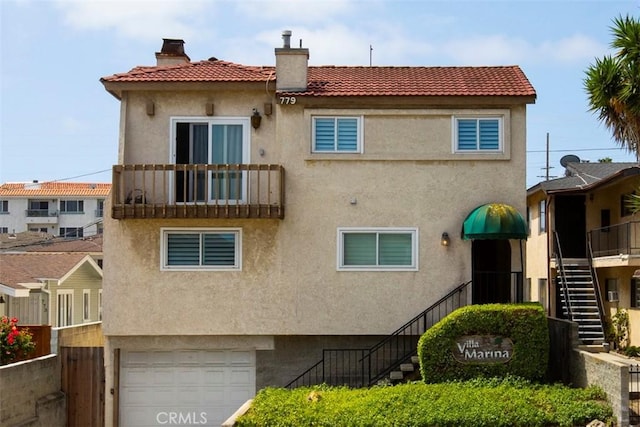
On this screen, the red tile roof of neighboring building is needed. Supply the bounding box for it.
[0,253,91,289]
[100,60,536,98]
[0,182,111,197]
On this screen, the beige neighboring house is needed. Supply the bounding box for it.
[0,181,110,237]
[100,33,536,425]
[0,252,103,326]
[527,160,640,346]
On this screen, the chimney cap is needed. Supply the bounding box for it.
[160,38,186,56]
[282,30,292,49]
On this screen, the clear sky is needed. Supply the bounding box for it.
[1,0,639,188]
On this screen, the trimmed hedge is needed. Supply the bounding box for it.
[235,379,613,427]
[418,303,549,383]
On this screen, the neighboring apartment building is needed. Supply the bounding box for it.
[527,160,640,346]
[0,181,111,237]
[100,33,536,425]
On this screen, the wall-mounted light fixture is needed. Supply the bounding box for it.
[0,296,5,304]
[205,102,214,116]
[441,232,450,247]
[251,108,262,129]
[146,100,155,116]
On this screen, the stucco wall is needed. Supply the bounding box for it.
[103,88,528,337]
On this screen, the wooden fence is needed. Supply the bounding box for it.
[61,346,105,427]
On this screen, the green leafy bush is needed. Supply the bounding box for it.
[417,303,549,383]
[236,379,613,427]
[0,316,35,365]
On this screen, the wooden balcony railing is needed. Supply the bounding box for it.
[111,164,285,219]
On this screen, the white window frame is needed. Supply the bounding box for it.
[452,116,503,153]
[60,199,84,214]
[60,227,84,238]
[83,289,91,322]
[0,200,8,214]
[98,289,103,321]
[312,116,363,153]
[337,227,418,271]
[169,117,250,204]
[161,227,242,271]
[539,200,547,233]
[57,289,73,327]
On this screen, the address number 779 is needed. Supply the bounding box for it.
[279,96,297,105]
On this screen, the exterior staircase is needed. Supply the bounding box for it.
[557,262,606,344]
[285,281,472,389]
[554,232,606,345]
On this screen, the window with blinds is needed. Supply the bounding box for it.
[312,117,362,153]
[338,228,418,271]
[455,117,502,152]
[162,228,241,270]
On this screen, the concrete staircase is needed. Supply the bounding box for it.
[387,355,422,384]
[557,262,605,344]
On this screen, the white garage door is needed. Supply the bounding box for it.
[120,349,255,426]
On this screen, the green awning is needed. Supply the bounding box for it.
[462,203,528,240]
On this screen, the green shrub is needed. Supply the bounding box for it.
[417,303,549,383]
[624,345,640,357]
[236,380,613,427]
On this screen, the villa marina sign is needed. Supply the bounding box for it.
[452,335,514,364]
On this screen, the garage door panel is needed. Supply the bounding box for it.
[120,349,255,427]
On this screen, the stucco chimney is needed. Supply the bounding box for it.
[275,30,309,92]
[155,38,190,66]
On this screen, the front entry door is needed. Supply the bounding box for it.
[472,240,511,304]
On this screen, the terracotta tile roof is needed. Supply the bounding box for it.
[0,182,111,197]
[301,66,536,97]
[0,253,89,289]
[101,60,275,83]
[101,60,535,98]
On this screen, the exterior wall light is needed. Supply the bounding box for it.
[441,232,450,246]
[251,108,262,129]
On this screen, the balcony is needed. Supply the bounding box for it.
[26,209,58,218]
[590,221,640,257]
[111,164,285,220]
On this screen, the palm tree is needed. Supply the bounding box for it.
[584,15,640,159]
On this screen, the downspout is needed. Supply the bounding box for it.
[545,194,553,316]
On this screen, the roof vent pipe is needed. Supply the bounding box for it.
[282,30,292,49]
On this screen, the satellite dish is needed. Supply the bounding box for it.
[560,154,581,167]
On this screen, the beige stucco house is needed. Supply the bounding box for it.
[100,33,536,425]
[527,160,640,347]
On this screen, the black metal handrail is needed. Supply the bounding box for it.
[285,281,472,389]
[553,230,573,320]
[589,221,640,257]
[586,234,607,331]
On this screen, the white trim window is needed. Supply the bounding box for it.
[539,200,546,233]
[170,117,250,204]
[312,116,362,153]
[337,228,418,271]
[453,117,502,152]
[0,200,8,214]
[60,200,84,214]
[57,290,73,327]
[83,289,91,322]
[161,228,242,271]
